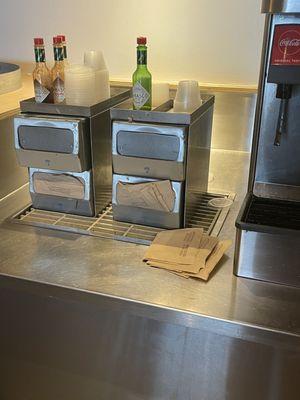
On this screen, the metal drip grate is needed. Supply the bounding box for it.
[246,196,300,230]
[11,191,234,245]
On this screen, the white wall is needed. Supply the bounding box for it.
[0,0,265,87]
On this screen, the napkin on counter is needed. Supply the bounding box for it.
[116,180,175,212]
[143,228,231,281]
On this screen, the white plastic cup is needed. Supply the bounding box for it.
[84,50,110,103]
[173,80,202,113]
[152,82,170,107]
[65,64,96,106]
[84,50,107,71]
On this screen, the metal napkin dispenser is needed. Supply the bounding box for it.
[110,96,215,229]
[112,121,187,181]
[234,4,300,288]
[14,87,131,216]
[14,114,90,172]
[29,168,94,216]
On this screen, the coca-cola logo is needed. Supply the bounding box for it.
[278,30,300,55]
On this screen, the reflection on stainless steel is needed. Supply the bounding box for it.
[0,115,28,199]
[1,88,300,399]
[0,279,299,400]
[262,0,300,13]
[206,91,256,152]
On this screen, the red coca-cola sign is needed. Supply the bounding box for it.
[270,24,300,66]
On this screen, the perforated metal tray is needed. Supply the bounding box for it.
[11,191,235,245]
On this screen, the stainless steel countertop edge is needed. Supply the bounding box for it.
[1,271,299,348]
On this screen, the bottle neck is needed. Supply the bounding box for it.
[63,44,67,60]
[53,46,64,63]
[35,47,46,63]
[137,45,147,66]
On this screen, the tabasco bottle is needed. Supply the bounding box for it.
[32,38,52,103]
[57,35,69,67]
[132,36,152,110]
[51,36,65,104]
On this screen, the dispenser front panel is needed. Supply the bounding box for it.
[116,130,181,161]
[112,121,187,181]
[14,114,90,172]
[18,125,74,154]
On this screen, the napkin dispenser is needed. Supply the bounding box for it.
[29,168,94,216]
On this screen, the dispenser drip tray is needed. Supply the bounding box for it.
[10,191,234,245]
[245,196,300,231]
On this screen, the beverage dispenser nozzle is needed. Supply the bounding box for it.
[274,84,292,146]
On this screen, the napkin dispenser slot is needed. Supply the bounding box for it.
[112,174,184,229]
[29,168,94,216]
[14,114,90,172]
[112,121,187,181]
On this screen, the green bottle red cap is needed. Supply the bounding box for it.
[137,37,147,45]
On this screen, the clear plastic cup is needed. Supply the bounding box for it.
[84,50,107,71]
[173,80,202,113]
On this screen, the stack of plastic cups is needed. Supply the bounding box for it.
[84,51,110,103]
[64,65,96,106]
[173,80,202,113]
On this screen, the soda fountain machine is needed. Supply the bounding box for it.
[234,0,300,288]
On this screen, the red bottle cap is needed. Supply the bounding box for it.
[137,37,147,45]
[57,35,66,42]
[53,36,63,44]
[34,37,44,45]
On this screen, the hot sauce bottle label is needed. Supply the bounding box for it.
[271,24,300,66]
[132,81,150,109]
[53,77,65,103]
[34,79,50,103]
[137,49,147,65]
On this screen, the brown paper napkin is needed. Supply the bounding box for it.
[144,228,205,269]
[172,240,232,280]
[33,172,85,199]
[143,227,231,281]
[116,180,175,212]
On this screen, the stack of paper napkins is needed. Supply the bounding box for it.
[117,180,175,212]
[143,228,231,280]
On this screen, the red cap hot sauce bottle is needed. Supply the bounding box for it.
[51,36,65,104]
[32,37,52,103]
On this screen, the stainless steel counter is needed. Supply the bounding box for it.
[1,90,299,400]
[0,135,299,339]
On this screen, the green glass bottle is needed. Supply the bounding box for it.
[132,37,152,110]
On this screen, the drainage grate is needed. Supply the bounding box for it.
[11,191,235,245]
